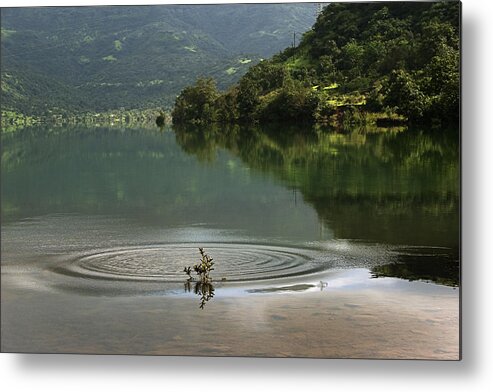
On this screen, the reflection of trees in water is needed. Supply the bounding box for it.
[174,123,460,286]
[1,126,167,171]
[173,123,459,244]
[371,250,459,287]
[184,281,215,309]
[1,126,200,222]
[2,124,460,285]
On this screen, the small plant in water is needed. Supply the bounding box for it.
[183,248,215,283]
[183,248,215,309]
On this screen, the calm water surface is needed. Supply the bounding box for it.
[0,124,460,357]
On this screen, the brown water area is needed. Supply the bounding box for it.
[1,279,458,359]
[1,125,460,359]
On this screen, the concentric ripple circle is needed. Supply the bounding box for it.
[51,243,331,283]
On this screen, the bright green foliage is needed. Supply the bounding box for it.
[173,1,460,125]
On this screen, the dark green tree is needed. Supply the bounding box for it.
[172,78,219,124]
[384,69,430,119]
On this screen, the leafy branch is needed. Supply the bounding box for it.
[184,248,216,309]
[184,247,215,283]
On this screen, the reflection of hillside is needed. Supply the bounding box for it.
[372,249,459,287]
[1,126,208,221]
[1,126,324,242]
[1,126,169,171]
[174,124,460,286]
[3,125,459,248]
[174,124,459,247]
[2,124,459,286]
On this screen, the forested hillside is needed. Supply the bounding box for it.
[173,1,460,125]
[1,4,315,115]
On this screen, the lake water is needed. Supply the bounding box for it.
[1,124,460,358]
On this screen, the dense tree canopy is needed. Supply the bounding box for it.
[172,78,220,124]
[173,1,460,126]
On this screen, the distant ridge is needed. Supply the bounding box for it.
[1,4,315,115]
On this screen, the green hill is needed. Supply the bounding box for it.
[0,4,315,115]
[172,1,460,125]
